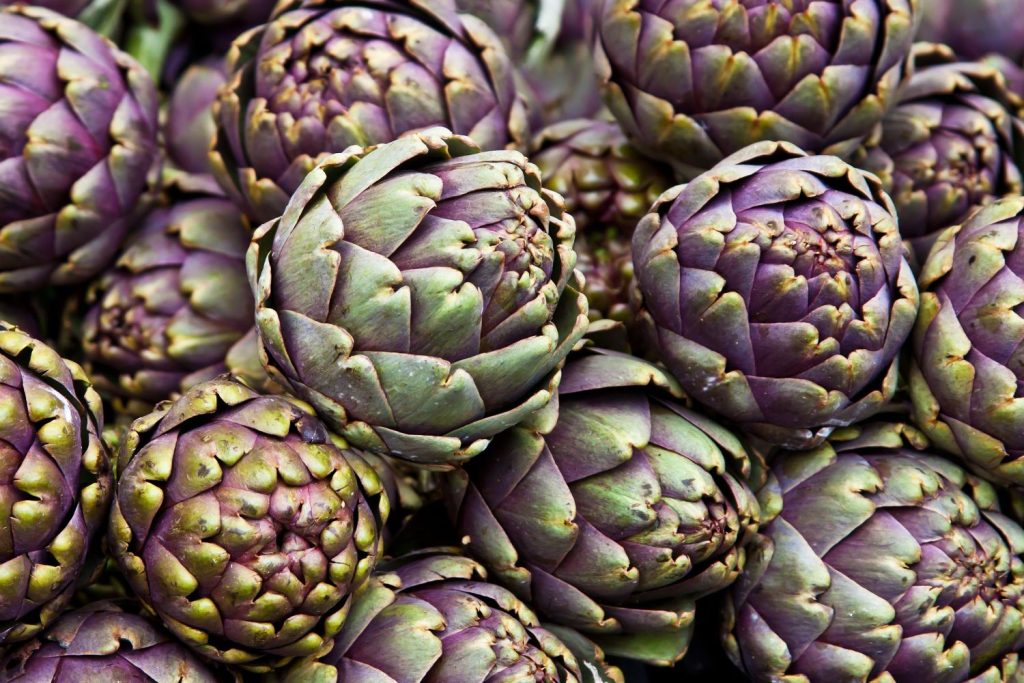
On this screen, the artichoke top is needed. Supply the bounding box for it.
[0,322,112,645]
[448,345,762,666]
[212,0,530,223]
[910,196,1024,490]
[251,128,589,468]
[594,0,920,177]
[632,140,920,448]
[108,377,391,672]
[725,421,1024,682]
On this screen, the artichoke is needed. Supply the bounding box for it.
[909,196,1024,489]
[212,0,530,223]
[0,5,159,293]
[917,0,1024,62]
[171,0,276,26]
[0,323,112,645]
[594,0,919,178]
[574,226,633,322]
[166,58,227,178]
[724,422,1024,682]
[454,0,563,61]
[0,601,225,682]
[285,550,612,682]
[632,140,920,449]
[447,347,761,665]
[81,176,254,417]
[857,43,1024,258]
[250,128,589,468]
[108,377,390,671]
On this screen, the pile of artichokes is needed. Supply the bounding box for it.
[7,1,1024,681]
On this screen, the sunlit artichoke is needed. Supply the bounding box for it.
[0,323,112,645]
[108,377,390,672]
[447,347,761,665]
[284,551,613,682]
[909,196,1024,489]
[81,175,254,417]
[594,0,919,177]
[724,422,1024,682]
[166,58,227,178]
[0,601,226,682]
[0,5,158,293]
[212,0,529,223]
[250,128,589,468]
[632,141,919,448]
[857,43,1024,258]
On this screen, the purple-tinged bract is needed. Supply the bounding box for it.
[632,141,919,449]
[0,323,111,645]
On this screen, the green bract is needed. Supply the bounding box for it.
[108,377,390,672]
[250,128,589,468]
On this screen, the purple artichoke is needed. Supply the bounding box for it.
[284,551,611,682]
[857,43,1024,259]
[250,128,589,468]
[0,601,226,682]
[108,377,390,672]
[594,0,919,177]
[725,422,1024,682]
[165,58,227,178]
[918,0,1024,62]
[81,176,254,417]
[212,0,530,223]
[447,348,761,665]
[632,141,920,449]
[0,323,112,645]
[909,196,1024,489]
[0,5,159,293]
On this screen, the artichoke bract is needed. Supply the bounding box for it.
[917,0,1024,62]
[632,141,919,449]
[858,43,1024,259]
[166,59,227,178]
[724,423,1024,682]
[108,377,390,671]
[910,197,1024,489]
[212,0,530,224]
[447,348,760,666]
[81,176,254,417]
[0,6,159,293]
[594,0,919,178]
[250,128,589,468]
[0,601,224,682]
[0,323,112,645]
[285,551,598,682]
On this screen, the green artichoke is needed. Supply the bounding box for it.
[724,422,1024,682]
[212,0,530,223]
[857,43,1024,259]
[108,377,390,671]
[0,5,159,293]
[447,347,761,665]
[285,550,618,682]
[250,128,589,468]
[0,601,226,682]
[81,175,254,417]
[632,141,920,449]
[910,196,1024,489]
[594,0,919,177]
[0,323,112,645]
[917,0,1024,62]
